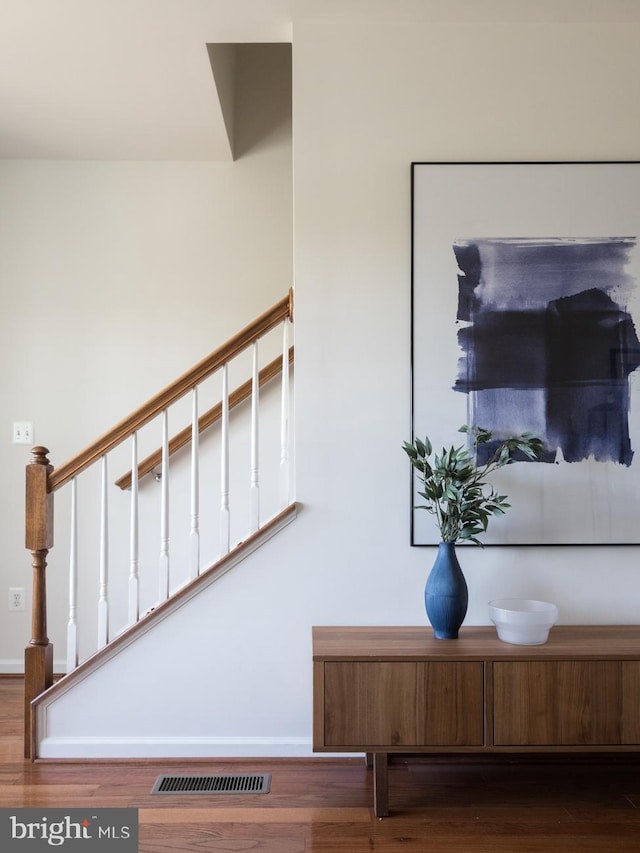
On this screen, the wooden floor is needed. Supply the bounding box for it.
[2,678,640,851]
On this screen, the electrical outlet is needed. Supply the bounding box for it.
[8,588,25,611]
[12,422,34,445]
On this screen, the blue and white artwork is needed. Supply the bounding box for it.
[453,237,640,468]
[411,162,640,545]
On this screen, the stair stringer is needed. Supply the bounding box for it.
[33,502,299,759]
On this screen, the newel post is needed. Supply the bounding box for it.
[24,446,54,759]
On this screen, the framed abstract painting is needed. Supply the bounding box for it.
[410,161,640,545]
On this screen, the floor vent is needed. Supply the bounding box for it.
[151,773,271,795]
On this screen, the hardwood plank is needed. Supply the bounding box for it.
[138,807,370,824]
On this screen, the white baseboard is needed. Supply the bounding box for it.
[0,659,67,675]
[36,736,331,760]
[0,660,24,674]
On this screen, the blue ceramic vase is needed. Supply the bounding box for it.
[425,543,468,639]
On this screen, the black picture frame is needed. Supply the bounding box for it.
[411,161,640,545]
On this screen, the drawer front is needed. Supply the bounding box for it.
[493,660,640,746]
[323,661,484,748]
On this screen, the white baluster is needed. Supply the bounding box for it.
[128,432,140,625]
[66,477,78,672]
[97,455,109,648]
[280,319,291,508]
[250,340,260,532]
[190,387,200,578]
[158,409,170,602]
[220,363,230,555]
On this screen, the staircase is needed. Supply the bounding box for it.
[23,291,295,759]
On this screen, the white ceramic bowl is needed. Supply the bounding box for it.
[488,598,558,645]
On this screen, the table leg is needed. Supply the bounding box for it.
[372,752,389,817]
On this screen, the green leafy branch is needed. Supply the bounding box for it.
[402,425,543,545]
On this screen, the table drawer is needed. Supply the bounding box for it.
[323,661,484,748]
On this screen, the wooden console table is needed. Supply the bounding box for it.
[312,625,640,816]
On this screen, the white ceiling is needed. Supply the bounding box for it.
[0,0,293,160]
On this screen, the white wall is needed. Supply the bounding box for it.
[0,44,293,672]
[28,0,640,757]
[293,3,640,636]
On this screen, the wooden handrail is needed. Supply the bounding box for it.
[48,291,293,492]
[115,346,294,490]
